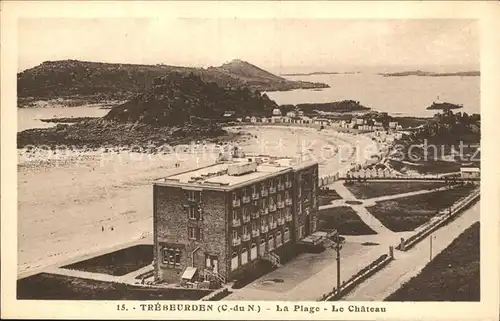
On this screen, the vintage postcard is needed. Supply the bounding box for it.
[1,1,499,320]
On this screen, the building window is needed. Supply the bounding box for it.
[188,227,202,240]
[243,225,249,235]
[277,193,282,203]
[269,180,274,188]
[233,230,238,239]
[298,202,302,214]
[285,190,290,199]
[276,177,281,185]
[187,190,201,201]
[188,206,198,220]
[162,247,181,268]
[233,192,238,200]
[175,250,181,266]
[231,252,238,271]
[233,210,239,220]
[252,184,257,194]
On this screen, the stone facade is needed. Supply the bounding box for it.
[153,161,319,284]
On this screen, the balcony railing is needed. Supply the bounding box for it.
[269,204,277,212]
[278,218,285,226]
[277,201,285,209]
[277,184,284,191]
[260,225,269,233]
[269,187,277,194]
[232,218,241,227]
[242,214,251,223]
[232,238,241,246]
[260,208,269,215]
[252,193,259,200]
[285,214,293,222]
[251,229,260,237]
[285,198,293,206]
[251,211,260,219]
[233,199,241,208]
[242,234,251,242]
[270,221,277,229]
[242,196,251,204]
[285,181,292,188]
[261,189,268,197]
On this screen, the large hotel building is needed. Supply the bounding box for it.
[153,154,319,285]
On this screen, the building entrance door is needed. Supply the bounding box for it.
[305,216,310,236]
[213,258,218,273]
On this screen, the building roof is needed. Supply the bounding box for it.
[156,156,318,190]
[181,267,197,280]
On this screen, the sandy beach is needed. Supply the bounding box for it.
[18,125,377,276]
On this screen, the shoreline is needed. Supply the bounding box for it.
[17,125,381,275]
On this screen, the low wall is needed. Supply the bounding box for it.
[200,287,230,301]
[397,189,480,251]
[318,252,394,301]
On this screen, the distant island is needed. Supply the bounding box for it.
[281,71,360,76]
[379,70,480,77]
[17,59,329,108]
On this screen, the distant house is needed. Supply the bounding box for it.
[396,125,403,130]
[460,167,480,180]
[236,118,243,123]
[223,111,236,118]
[272,108,282,116]
[261,117,268,123]
[297,110,304,116]
[389,121,398,129]
[271,116,282,123]
[301,116,311,124]
[355,118,364,125]
[250,116,257,123]
[313,118,329,126]
[286,111,296,118]
[374,121,383,127]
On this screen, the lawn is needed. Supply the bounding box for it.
[390,159,461,175]
[318,188,343,206]
[17,273,211,300]
[318,206,376,235]
[62,245,153,276]
[344,181,448,199]
[386,222,480,301]
[367,185,475,232]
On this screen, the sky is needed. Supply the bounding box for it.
[17,18,479,73]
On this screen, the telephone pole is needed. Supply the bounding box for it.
[332,230,342,295]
